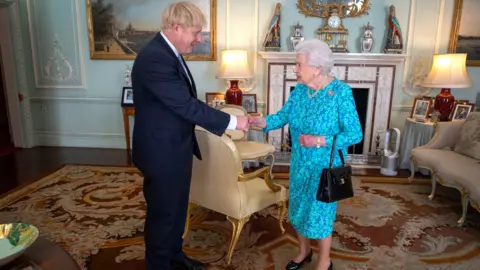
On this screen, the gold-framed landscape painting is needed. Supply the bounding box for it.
[449,0,480,66]
[86,0,217,61]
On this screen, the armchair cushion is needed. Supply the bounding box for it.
[412,148,452,171]
[432,151,480,188]
[454,112,480,160]
[235,141,276,160]
[238,178,288,218]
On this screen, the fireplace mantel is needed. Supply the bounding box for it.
[258,51,407,65]
[258,51,407,159]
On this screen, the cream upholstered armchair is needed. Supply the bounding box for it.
[410,112,480,226]
[184,127,288,265]
[217,104,276,177]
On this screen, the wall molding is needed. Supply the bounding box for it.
[225,0,230,49]
[26,0,86,89]
[253,0,259,75]
[34,130,124,138]
[433,0,445,54]
[29,96,120,104]
[28,96,409,110]
[34,131,126,149]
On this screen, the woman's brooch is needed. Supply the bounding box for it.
[327,90,334,96]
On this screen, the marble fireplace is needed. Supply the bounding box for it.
[258,52,406,166]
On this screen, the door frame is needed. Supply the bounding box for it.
[0,2,25,147]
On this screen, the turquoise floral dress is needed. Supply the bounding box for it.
[263,78,362,239]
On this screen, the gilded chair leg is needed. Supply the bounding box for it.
[458,193,469,227]
[226,216,250,265]
[265,153,275,180]
[182,202,197,239]
[408,160,415,182]
[277,201,287,234]
[428,174,437,200]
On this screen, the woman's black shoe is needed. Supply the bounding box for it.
[285,249,313,270]
[329,261,333,270]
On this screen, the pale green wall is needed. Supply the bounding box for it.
[8,0,480,149]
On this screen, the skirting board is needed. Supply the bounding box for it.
[33,132,127,149]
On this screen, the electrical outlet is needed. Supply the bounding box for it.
[39,104,47,112]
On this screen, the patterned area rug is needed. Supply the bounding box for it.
[1,165,480,270]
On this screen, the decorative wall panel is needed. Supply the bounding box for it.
[27,0,85,89]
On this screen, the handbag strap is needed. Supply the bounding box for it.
[329,135,346,168]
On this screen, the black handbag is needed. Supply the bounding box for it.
[316,135,354,203]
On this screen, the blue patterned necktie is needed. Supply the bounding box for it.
[177,54,192,85]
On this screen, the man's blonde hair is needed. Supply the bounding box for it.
[161,1,206,30]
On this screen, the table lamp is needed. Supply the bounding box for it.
[215,50,252,105]
[421,53,472,121]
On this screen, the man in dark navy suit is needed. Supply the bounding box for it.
[131,2,250,270]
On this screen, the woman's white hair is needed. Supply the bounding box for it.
[295,39,334,75]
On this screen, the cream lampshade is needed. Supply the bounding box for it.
[216,50,252,105]
[421,53,472,121]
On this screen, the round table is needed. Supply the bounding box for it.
[398,118,435,175]
[2,237,79,270]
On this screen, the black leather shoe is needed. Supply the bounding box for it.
[329,261,333,270]
[172,256,205,270]
[285,249,313,270]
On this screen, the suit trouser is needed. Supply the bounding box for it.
[142,153,193,270]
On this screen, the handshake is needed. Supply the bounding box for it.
[235,116,265,131]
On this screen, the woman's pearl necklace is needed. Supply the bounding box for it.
[307,76,328,99]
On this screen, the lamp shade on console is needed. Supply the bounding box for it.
[215,50,252,105]
[421,53,472,121]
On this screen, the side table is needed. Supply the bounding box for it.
[398,118,435,175]
[3,237,79,270]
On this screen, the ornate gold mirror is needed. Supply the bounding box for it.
[297,0,371,18]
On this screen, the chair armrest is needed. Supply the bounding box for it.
[238,166,281,192]
[420,121,464,150]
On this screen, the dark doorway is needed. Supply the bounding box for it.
[0,48,13,152]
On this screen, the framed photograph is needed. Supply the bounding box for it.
[410,97,432,119]
[450,100,475,121]
[448,0,480,66]
[86,0,217,61]
[205,92,225,108]
[121,86,134,107]
[242,94,257,113]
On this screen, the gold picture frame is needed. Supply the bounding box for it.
[448,0,480,66]
[86,0,217,61]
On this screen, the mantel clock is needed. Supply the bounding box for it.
[317,8,349,53]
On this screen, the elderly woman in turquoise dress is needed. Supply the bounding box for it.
[250,39,362,270]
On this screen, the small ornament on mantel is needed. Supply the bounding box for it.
[263,3,281,51]
[383,5,403,54]
[125,64,132,86]
[361,22,374,53]
[290,22,304,51]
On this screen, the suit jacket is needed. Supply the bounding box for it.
[131,33,230,176]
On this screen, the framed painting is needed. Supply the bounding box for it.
[86,0,217,61]
[449,0,480,66]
